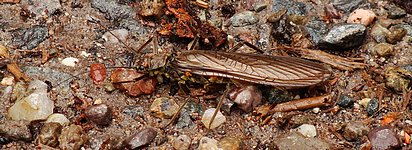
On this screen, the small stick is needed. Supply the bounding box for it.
[269,94,331,113]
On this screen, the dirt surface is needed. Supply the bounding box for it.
[1,0,412,149]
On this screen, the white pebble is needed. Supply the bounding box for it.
[8,80,54,121]
[198,137,219,150]
[358,98,371,108]
[102,29,129,43]
[1,76,14,86]
[201,108,226,129]
[312,107,320,113]
[46,113,70,126]
[296,124,317,138]
[80,51,91,58]
[61,57,79,67]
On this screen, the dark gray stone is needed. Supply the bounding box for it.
[318,24,366,50]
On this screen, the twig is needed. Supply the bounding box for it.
[269,94,331,113]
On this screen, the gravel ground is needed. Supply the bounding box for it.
[1,0,412,149]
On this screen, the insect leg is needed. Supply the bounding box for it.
[208,83,230,129]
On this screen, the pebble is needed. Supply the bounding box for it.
[312,107,320,113]
[58,124,87,150]
[27,0,61,16]
[198,137,219,150]
[368,126,400,150]
[38,122,62,148]
[332,0,366,13]
[296,124,317,138]
[85,104,112,126]
[173,135,191,150]
[337,94,355,108]
[385,68,410,92]
[1,76,14,86]
[218,136,242,150]
[371,43,394,57]
[7,80,54,121]
[366,98,379,116]
[102,29,129,43]
[201,108,226,129]
[124,128,157,149]
[347,9,376,26]
[90,63,107,85]
[387,4,407,19]
[371,24,391,43]
[392,0,412,14]
[358,98,371,108]
[318,23,366,50]
[176,110,195,129]
[61,57,79,67]
[45,113,70,126]
[229,85,262,112]
[0,120,32,141]
[90,0,136,20]
[11,25,49,50]
[229,11,259,27]
[122,105,145,119]
[272,132,330,150]
[149,97,179,119]
[386,27,407,44]
[343,122,370,141]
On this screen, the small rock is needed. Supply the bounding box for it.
[28,0,61,16]
[110,68,157,96]
[150,97,179,119]
[318,23,366,50]
[7,80,54,121]
[386,27,407,44]
[91,0,136,20]
[343,122,370,141]
[61,57,79,67]
[90,63,107,85]
[332,0,366,13]
[288,115,311,128]
[173,135,191,150]
[58,124,87,150]
[358,98,371,108]
[387,5,407,19]
[1,76,14,86]
[85,104,112,126]
[122,105,144,119]
[198,137,219,150]
[124,128,157,149]
[385,68,410,92]
[229,11,259,27]
[0,120,32,141]
[254,3,267,12]
[337,94,355,108]
[261,87,290,104]
[176,110,195,129]
[296,124,317,138]
[366,98,379,116]
[12,26,48,50]
[229,85,262,112]
[272,132,331,150]
[201,108,226,129]
[371,24,391,43]
[38,122,62,148]
[371,43,394,57]
[218,136,242,150]
[368,126,400,150]
[102,29,129,43]
[312,107,320,113]
[347,9,376,26]
[45,113,70,126]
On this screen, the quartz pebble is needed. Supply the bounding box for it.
[7,80,54,121]
[201,108,226,129]
[61,57,79,67]
[58,124,87,150]
[46,113,70,126]
[347,9,376,26]
[198,137,219,150]
[218,136,242,150]
[296,124,317,138]
[229,85,262,112]
[102,29,129,43]
[173,135,191,150]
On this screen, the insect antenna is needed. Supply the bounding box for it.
[208,83,231,129]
